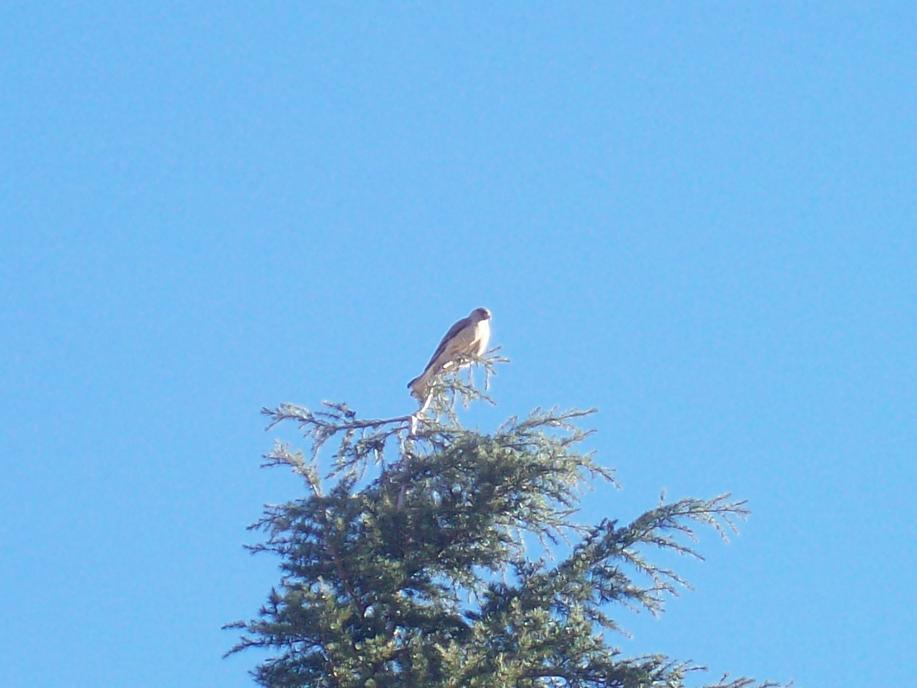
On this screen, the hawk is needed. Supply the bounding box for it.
[408,307,492,402]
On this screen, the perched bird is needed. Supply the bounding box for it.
[408,307,492,401]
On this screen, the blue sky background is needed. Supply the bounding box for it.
[2,4,915,687]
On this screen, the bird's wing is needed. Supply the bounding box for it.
[419,316,471,375]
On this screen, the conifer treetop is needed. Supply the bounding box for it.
[227,353,781,688]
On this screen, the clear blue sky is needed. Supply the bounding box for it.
[2,4,914,686]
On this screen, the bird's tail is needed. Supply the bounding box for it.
[407,374,428,401]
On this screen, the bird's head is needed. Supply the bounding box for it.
[471,307,492,321]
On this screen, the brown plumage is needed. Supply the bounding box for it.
[407,307,492,401]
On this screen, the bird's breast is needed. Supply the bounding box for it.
[473,319,491,355]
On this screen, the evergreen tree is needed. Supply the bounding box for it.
[227,355,776,688]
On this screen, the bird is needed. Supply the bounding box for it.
[407,307,492,402]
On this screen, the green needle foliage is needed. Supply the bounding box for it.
[226,354,777,688]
